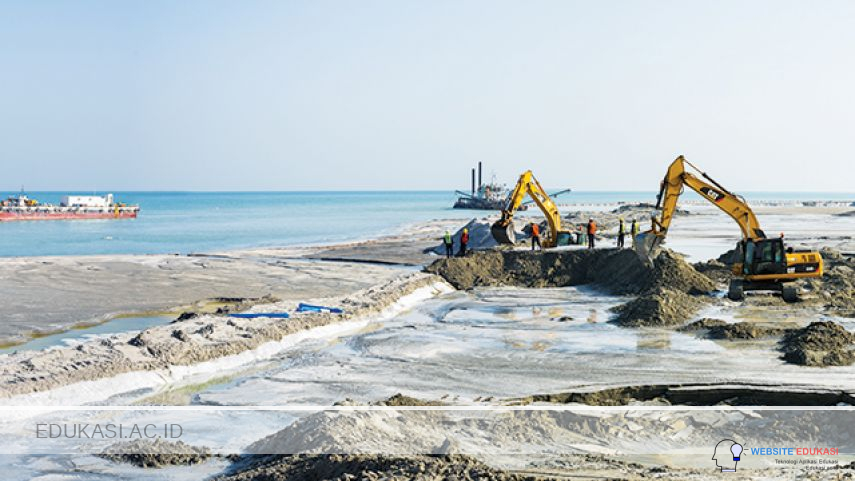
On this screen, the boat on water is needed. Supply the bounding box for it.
[453,162,527,211]
[0,192,139,221]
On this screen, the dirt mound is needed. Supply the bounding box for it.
[427,249,715,327]
[98,439,212,468]
[516,384,855,406]
[424,250,508,289]
[426,249,713,295]
[609,251,716,327]
[680,319,786,339]
[780,321,855,367]
[707,323,787,340]
[804,263,855,317]
[611,289,705,328]
[692,259,732,285]
[375,393,445,406]
[716,248,740,265]
[216,454,546,481]
[680,318,728,331]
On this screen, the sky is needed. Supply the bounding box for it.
[1,0,854,192]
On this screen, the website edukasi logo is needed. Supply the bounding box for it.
[713,439,743,472]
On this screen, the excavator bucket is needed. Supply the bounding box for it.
[634,231,663,265]
[491,220,516,244]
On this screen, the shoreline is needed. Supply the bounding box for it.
[2,203,854,347]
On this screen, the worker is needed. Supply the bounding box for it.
[458,228,469,256]
[587,218,597,249]
[443,230,454,258]
[630,219,639,247]
[616,217,626,248]
[530,222,541,251]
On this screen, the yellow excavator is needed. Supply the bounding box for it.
[635,155,823,302]
[491,170,574,248]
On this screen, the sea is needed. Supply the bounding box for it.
[1,191,853,257]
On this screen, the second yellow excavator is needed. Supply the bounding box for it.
[491,170,574,248]
[635,155,823,302]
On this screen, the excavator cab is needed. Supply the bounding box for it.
[737,238,787,277]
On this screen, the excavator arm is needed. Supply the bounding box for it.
[636,155,766,260]
[491,170,566,248]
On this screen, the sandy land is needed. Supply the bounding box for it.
[0,253,405,346]
[2,205,855,479]
[0,219,466,347]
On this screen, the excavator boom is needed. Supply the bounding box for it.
[636,156,765,261]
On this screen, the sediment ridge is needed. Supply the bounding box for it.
[0,273,448,399]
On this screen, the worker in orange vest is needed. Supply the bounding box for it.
[458,228,469,256]
[587,218,597,249]
[530,222,541,251]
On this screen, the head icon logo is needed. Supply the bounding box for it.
[712,439,743,472]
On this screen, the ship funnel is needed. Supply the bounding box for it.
[478,162,482,189]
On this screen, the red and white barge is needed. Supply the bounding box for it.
[0,193,139,221]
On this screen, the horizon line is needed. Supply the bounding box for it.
[2,189,855,195]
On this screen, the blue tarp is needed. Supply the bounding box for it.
[296,303,344,314]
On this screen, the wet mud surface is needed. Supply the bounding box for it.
[426,248,716,327]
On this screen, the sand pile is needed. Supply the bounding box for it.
[679,318,727,331]
[610,289,706,328]
[426,249,715,327]
[692,259,732,285]
[707,323,786,340]
[375,393,445,406]
[607,249,716,327]
[780,321,855,367]
[799,249,855,316]
[681,319,787,339]
[428,219,523,255]
[808,268,855,317]
[215,454,545,481]
[238,399,855,477]
[98,439,213,468]
[517,384,855,406]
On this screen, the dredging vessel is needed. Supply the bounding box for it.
[0,192,139,221]
[453,162,527,210]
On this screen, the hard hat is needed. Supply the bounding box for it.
[464,228,468,233]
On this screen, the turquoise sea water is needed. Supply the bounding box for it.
[0,191,852,257]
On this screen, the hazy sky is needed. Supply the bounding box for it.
[2,1,854,191]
